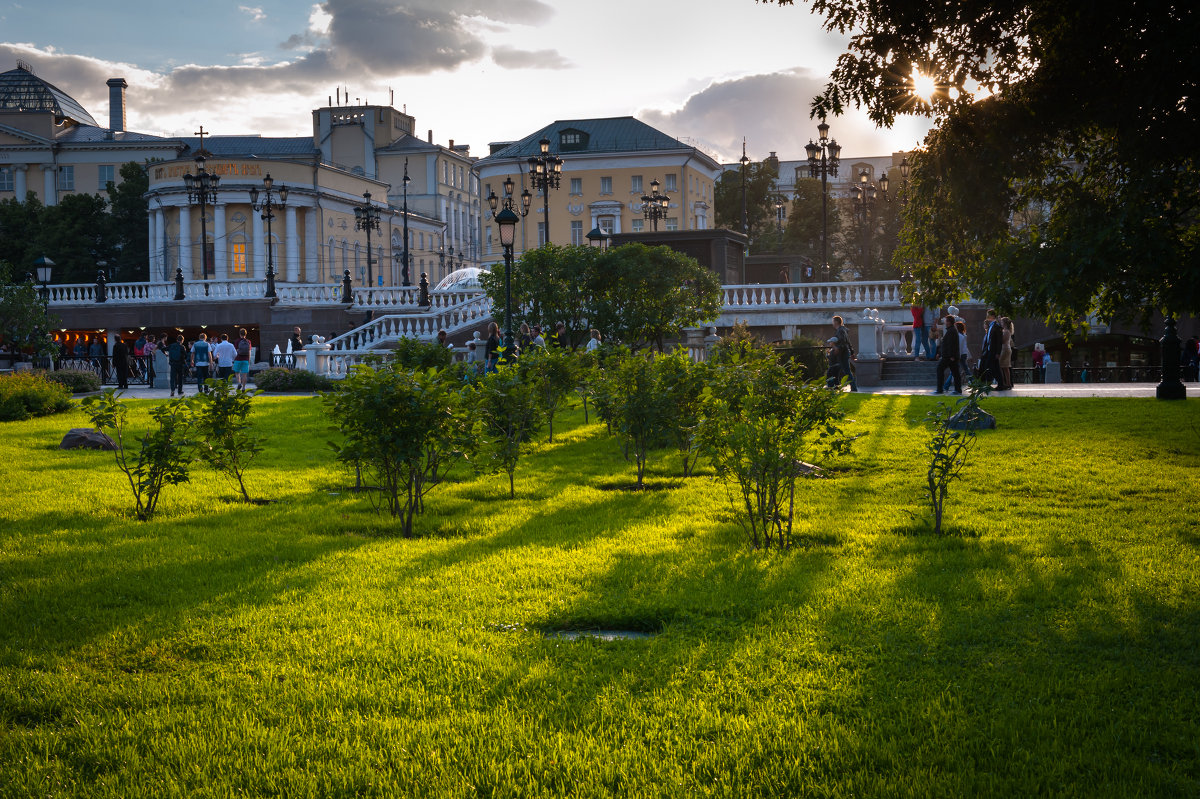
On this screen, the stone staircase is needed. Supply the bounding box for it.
[878,358,939,388]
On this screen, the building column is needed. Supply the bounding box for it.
[177,205,192,277]
[252,208,265,280]
[13,165,27,200]
[154,207,167,280]
[213,203,228,280]
[41,165,56,206]
[285,204,300,283]
[305,207,318,283]
[148,211,158,281]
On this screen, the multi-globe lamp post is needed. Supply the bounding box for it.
[640,179,670,232]
[851,169,880,276]
[488,176,532,351]
[249,174,287,299]
[801,118,841,279]
[527,138,563,245]
[353,191,381,288]
[182,154,219,291]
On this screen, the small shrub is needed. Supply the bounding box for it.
[776,334,830,381]
[473,365,546,498]
[925,381,989,535]
[190,378,264,502]
[0,372,72,421]
[41,368,102,394]
[253,368,336,392]
[390,337,455,371]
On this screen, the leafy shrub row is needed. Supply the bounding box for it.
[41,368,102,394]
[0,372,72,421]
[253,367,338,393]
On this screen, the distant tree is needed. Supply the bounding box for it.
[0,195,44,273]
[40,194,116,283]
[479,244,595,350]
[714,159,780,246]
[106,162,150,283]
[784,176,846,278]
[0,262,57,356]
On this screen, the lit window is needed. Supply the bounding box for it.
[232,241,247,274]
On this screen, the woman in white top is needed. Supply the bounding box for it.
[585,329,602,352]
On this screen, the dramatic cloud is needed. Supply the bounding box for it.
[640,69,933,162]
[491,45,572,70]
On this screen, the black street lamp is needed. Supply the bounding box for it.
[183,154,220,289]
[879,155,910,205]
[1157,315,1187,399]
[802,118,841,278]
[353,190,381,288]
[249,174,287,298]
[641,179,670,232]
[586,226,610,250]
[400,158,411,286]
[852,169,880,276]
[527,138,563,246]
[739,140,750,237]
[33,255,53,305]
[488,176,532,352]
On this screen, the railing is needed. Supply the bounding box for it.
[325,292,491,354]
[56,355,152,386]
[722,281,905,309]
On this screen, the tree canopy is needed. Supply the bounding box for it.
[479,243,722,352]
[761,0,1200,328]
[714,158,779,247]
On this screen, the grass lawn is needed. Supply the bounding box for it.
[1,392,1198,797]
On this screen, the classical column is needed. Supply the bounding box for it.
[154,207,167,280]
[305,207,318,284]
[148,211,158,281]
[285,204,300,283]
[177,205,192,277]
[41,165,56,206]
[13,165,27,200]
[251,206,265,280]
[213,203,228,280]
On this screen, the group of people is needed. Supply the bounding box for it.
[99,328,256,394]
[459,321,598,374]
[933,307,1015,394]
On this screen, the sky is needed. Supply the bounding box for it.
[0,0,933,164]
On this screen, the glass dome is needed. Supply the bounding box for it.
[0,63,99,127]
[435,266,488,291]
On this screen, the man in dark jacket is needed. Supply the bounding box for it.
[935,315,961,394]
[168,335,186,397]
[979,308,1004,389]
[111,338,130,390]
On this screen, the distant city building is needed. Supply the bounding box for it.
[474,117,722,265]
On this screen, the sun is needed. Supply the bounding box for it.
[911,69,938,104]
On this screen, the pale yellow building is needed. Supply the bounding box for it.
[474,118,722,264]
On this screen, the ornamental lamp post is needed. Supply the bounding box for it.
[527,138,563,246]
[641,179,670,232]
[182,154,219,290]
[488,176,531,352]
[353,190,381,288]
[852,169,880,277]
[249,174,287,299]
[586,226,610,250]
[802,118,841,278]
[739,140,750,237]
[33,255,53,305]
[400,158,411,286]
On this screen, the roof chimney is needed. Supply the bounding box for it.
[106,78,127,132]
[448,139,454,150]
[428,129,433,143]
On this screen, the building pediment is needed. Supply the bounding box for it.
[0,122,53,147]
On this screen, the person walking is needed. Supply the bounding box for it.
[111,337,130,390]
[979,309,1003,389]
[213,333,237,381]
[143,333,157,387]
[935,314,961,394]
[484,322,501,373]
[192,332,212,393]
[998,317,1014,390]
[168,334,187,397]
[910,295,934,360]
[830,316,858,391]
[586,328,602,352]
[232,328,252,390]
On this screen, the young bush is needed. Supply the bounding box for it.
[776,334,831,381]
[654,348,707,477]
[473,365,546,498]
[81,390,195,520]
[253,367,337,392]
[0,372,72,421]
[516,345,578,442]
[190,377,264,502]
[591,351,674,489]
[323,363,474,537]
[701,345,857,550]
[41,368,102,394]
[925,381,989,535]
[390,337,455,371]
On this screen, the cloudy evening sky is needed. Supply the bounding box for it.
[0,0,932,163]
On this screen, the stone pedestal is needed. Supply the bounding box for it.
[305,336,330,376]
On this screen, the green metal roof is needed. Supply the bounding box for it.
[0,63,99,127]
[479,117,711,164]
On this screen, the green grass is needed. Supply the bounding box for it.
[2,394,1199,797]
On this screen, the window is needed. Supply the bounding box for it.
[664,173,677,192]
[58,165,74,192]
[631,175,642,194]
[600,176,612,195]
[631,219,644,233]
[559,129,588,151]
[419,232,425,250]
[599,216,615,235]
[443,161,449,184]
[570,220,583,245]
[98,165,115,191]
[538,222,547,247]
[570,177,582,195]
[232,239,247,274]
[665,217,679,232]
[0,168,11,192]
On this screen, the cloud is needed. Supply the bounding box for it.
[238,5,267,23]
[491,45,571,70]
[640,69,933,162]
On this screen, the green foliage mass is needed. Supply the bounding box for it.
[253,367,338,393]
[39,368,101,394]
[0,371,73,421]
[190,377,265,502]
[0,261,58,357]
[473,365,546,498]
